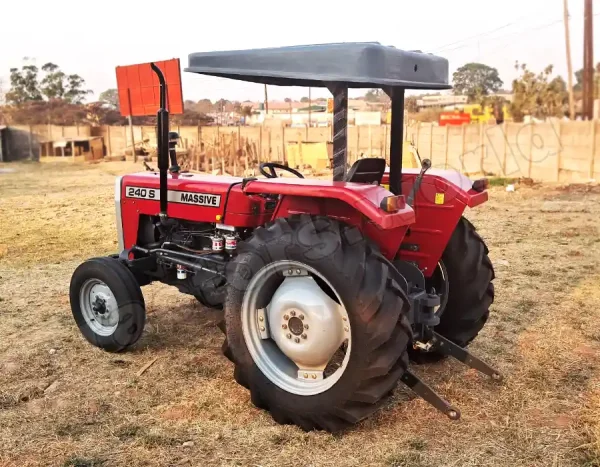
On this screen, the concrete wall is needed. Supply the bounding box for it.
[7,121,600,182]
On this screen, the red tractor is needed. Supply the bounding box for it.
[69,43,499,432]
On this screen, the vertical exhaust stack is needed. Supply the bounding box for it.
[150,62,170,222]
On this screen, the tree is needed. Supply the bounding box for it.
[510,62,568,122]
[195,99,213,113]
[6,61,91,105]
[300,96,309,103]
[574,62,600,96]
[99,88,119,109]
[5,65,42,104]
[284,97,292,103]
[452,63,503,103]
[40,62,66,100]
[405,96,419,113]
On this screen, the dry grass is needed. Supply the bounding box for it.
[1,160,600,467]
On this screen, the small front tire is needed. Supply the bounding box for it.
[69,257,146,352]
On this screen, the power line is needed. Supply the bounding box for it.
[428,23,514,53]
[440,17,566,56]
[428,11,551,54]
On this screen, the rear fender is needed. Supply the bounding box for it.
[396,171,488,276]
[270,195,411,259]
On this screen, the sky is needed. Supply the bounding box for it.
[0,0,598,103]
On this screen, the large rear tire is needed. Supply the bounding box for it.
[411,216,495,363]
[222,215,412,432]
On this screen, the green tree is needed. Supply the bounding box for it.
[284,97,292,103]
[510,62,568,122]
[5,64,43,104]
[6,61,90,105]
[99,88,119,109]
[300,96,309,103]
[452,63,503,103]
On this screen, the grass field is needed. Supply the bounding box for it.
[1,160,599,467]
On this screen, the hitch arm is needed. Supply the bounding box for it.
[431,332,503,381]
[401,370,461,420]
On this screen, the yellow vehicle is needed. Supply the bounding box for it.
[457,103,511,123]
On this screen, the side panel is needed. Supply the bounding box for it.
[271,196,409,259]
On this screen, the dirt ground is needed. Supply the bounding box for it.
[0,160,599,467]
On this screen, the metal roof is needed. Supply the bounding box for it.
[185,42,451,90]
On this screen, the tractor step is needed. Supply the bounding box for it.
[431,332,503,381]
[400,370,461,420]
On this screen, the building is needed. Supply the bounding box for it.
[0,126,6,162]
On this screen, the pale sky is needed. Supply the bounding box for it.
[0,0,597,103]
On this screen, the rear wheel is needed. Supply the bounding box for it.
[222,216,412,432]
[410,217,495,363]
[70,257,146,352]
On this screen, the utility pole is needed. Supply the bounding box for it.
[564,0,575,119]
[583,0,594,120]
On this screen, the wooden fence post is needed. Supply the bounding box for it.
[479,123,485,175]
[196,125,201,170]
[502,122,508,176]
[444,125,449,169]
[528,122,534,178]
[460,123,467,174]
[556,121,563,182]
[259,126,263,163]
[590,120,597,179]
[281,123,287,164]
[430,122,434,163]
[106,125,112,157]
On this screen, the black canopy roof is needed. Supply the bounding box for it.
[185,42,450,90]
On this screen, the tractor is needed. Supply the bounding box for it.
[69,42,499,433]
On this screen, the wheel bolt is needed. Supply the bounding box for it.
[304,324,309,330]
[303,373,308,378]
[260,326,265,332]
[296,269,301,275]
[282,324,288,329]
[344,326,349,332]
[288,269,293,275]
[294,337,300,343]
[342,316,347,321]
[299,314,304,320]
[286,333,292,339]
[311,374,316,379]
[290,310,296,317]
[283,314,289,320]
[301,333,307,339]
[258,316,264,322]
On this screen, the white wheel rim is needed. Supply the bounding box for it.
[79,279,119,336]
[241,260,351,396]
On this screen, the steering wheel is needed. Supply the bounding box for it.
[259,162,304,179]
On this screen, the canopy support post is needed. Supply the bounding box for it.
[385,87,405,196]
[327,84,348,181]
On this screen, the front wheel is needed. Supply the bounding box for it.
[223,216,412,432]
[69,257,146,352]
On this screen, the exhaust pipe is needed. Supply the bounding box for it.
[150,63,170,223]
